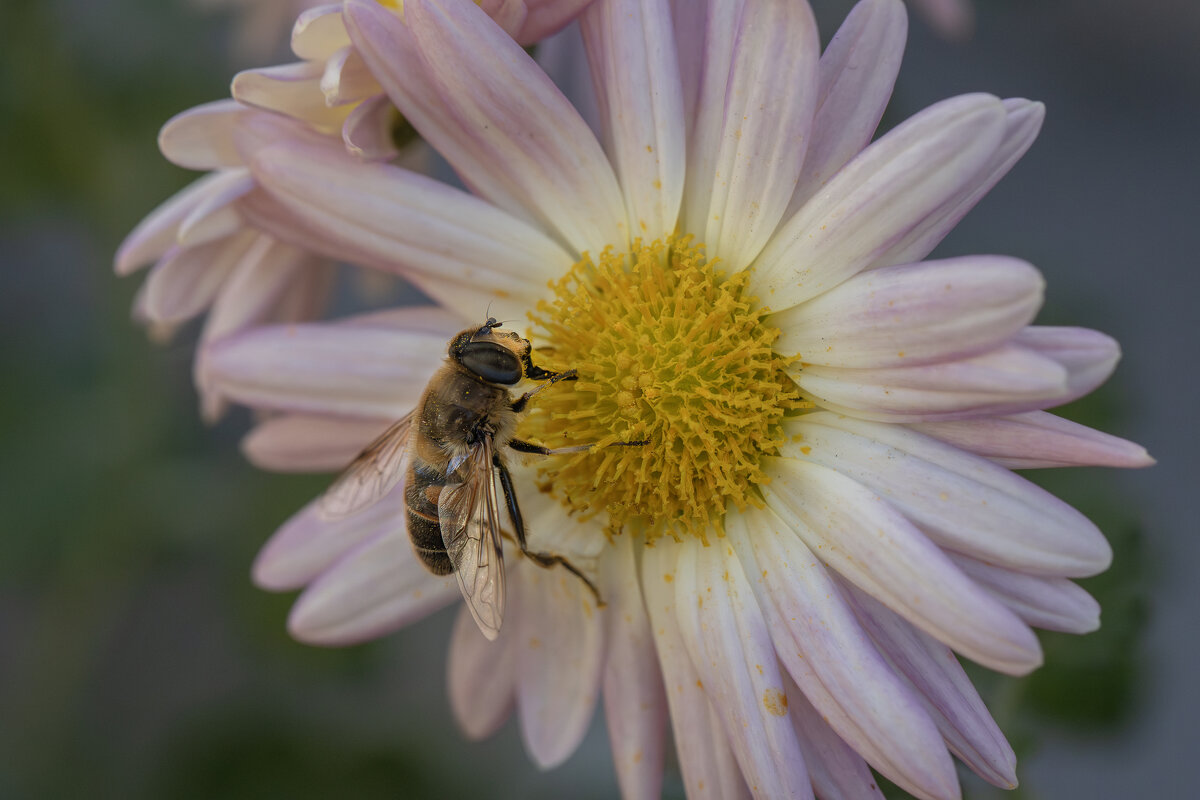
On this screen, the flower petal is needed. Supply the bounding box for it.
[728,504,957,800]
[950,553,1101,634]
[176,170,254,247]
[580,0,685,240]
[772,256,1044,368]
[1015,326,1121,406]
[158,99,245,170]
[788,0,907,214]
[232,61,348,131]
[447,603,517,739]
[291,3,351,60]
[783,413,1113,577]
[845,583,1018,789]
[673,533,814,799]
[115,171,238,275]
[910,410,1154,469]
[344,0,626,256]
[321,46,380,106]
[750,94,1005,308]
[515,558,605,769]
[342,94,402,161]
[139,231,255,323]
[202,308,457,417]
[287,528,458,645]
[784,671,886,800]
[602,534,667,800]
[791,344,1071,422]
[241,414,389,473]
[517,0,595,44]
[763,456,1043,675]
[682,0,820,271]
[641,538,750,799]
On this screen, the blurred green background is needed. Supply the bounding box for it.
[1,0,1195,797]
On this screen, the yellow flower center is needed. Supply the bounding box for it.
[524,236,804,543]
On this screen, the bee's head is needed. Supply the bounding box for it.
[448,318,530,385]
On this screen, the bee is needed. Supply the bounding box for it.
[320,317,610,640]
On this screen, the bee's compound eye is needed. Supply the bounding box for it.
[459,342,523,384]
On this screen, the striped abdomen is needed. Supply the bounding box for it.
[404,462,454,575]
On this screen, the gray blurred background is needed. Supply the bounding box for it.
[1,0,1196,797]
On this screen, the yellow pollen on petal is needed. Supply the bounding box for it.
[525,236,803,543]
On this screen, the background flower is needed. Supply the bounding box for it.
[2,0,1197,798]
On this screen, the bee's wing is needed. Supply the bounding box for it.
[318,412,414,519]
[438,436,506,640]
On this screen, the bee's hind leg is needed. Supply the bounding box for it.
[492,453,605,607]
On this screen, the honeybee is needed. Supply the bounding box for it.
[321,317,607,640]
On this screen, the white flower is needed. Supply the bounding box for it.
[174,0,1152,797]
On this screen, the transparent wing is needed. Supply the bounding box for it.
[438,437,506,640]
[318,413,414,519]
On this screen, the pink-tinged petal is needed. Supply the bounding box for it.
[580,0,684,240]
[602,535,667,800]
[910,410,1154,469]
[763,456,1043,675]
[341,94,402,161]
[728,504,957,800]
[872,98,1045,268]
[345,0,626,257]
[673,532,814,799]
[667,0,705,132]
[158,99,245,170]
[447,604,517,739]
[291,4,350,60]
[788,0,907,215]
[253,484,405,590]
[784,413,1113,577]
[792,344,1071,423]
[321,46,380,106]
[641,539,750,799]
[517,0,596,44]
[750,94,1005,308]
[287,529,459,645]
[1015,326,1121,406]
[115,171,235,275]
[950,554,1101,634]
[845,584,1018,790]
[773,256,1044,367]
[232,62,348,132]
[515,559,605,769]
[203,308,457,417]
[683,0,820,271]
[139,231,256,324]
[912,0,974,42]
[238,117,570,296]
[784,672,886,800]
[176,170,255,247]
[241,414,389,473]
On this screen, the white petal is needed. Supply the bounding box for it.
[772,256,1044,368]
[683,0,820,271]
[447,603,517,739]
[287,528,458,645]
[792,344,1071,422]
[673,533,814,799]
[783,413,1113,577]
[232,62,346,131]
[784,671,887,800]
[789,0,907,214]
[750,94,1005,309]
[950,553,1101,634]
[763,457,1043,675]
[241,414,389,473]
[176,170,254,247]
[345,0,627,256]
[516,559,605,769]
[1014,326,1121,406]
[909,410,1154,469]
[139,231,255,323]
[115,171,238,275]
[252,484,407,590]
[158,99,245,170]
[641,538,750,799]
[321,46,380,106]
[602,535,667,800]
[846,584,1018,789]
[202,308,457,417]
[728,504,957,800]
[580,0,684,240]
[291,3,351,60]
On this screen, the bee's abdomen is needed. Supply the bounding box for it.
[405,463,453,575]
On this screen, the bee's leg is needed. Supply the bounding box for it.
[510,368,578,413]
[508,439,647,456]
[492,453,605,607]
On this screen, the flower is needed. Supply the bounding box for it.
[190,0,1152,797]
